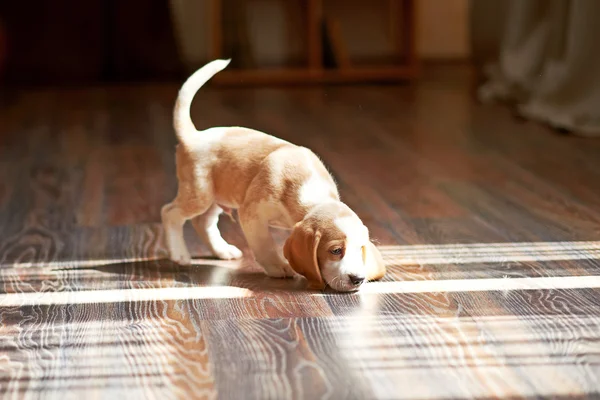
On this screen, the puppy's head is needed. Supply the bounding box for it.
[283,202,374,292]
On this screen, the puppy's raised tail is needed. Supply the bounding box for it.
[173,59,231,143]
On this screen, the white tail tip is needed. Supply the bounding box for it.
[211,59,231,71]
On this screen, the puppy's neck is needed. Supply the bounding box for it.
[299,199,350,223]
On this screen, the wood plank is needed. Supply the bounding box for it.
[203,317,376,399]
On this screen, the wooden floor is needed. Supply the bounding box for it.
[1,67,600,399]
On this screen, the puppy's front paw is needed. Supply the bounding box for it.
[212,244,243,260]
[263,262,296,279]
[170,251,192,266]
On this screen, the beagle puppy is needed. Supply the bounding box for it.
[161,59,386,291]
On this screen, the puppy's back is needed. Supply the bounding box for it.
[179,126,295,207]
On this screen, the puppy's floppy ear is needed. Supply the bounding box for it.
[283,222,325,290]
[363,240,386,281]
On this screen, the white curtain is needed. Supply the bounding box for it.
[471,0,600,137]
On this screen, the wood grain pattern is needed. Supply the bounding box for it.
[1,65,600,399]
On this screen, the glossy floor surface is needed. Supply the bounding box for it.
[1,67,600,399]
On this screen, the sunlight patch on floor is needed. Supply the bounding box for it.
[0,286,253,307]
[378,240,600,265]
[358,275,600,295]
[1,241,599,306]
[2,257,241,269]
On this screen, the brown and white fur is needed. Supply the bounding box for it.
[161,59,385,292]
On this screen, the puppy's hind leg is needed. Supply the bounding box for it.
[161,202,192,265]
[161,191,212,265]
[191,204,243,260]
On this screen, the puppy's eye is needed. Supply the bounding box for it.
[330,248,343,255]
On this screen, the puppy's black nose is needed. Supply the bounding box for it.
[349,274,365,285]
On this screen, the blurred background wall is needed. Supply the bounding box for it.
[171,0,470,70]
[0,0,182,85]
[0,0,471,86]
